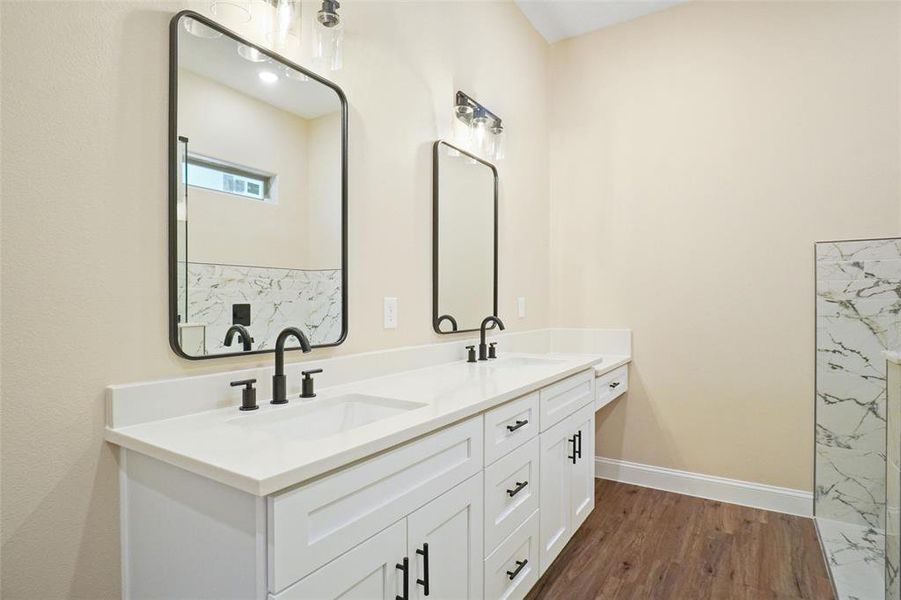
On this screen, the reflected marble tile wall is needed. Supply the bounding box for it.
[178,262,342,355]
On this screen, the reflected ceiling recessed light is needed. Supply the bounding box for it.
[258,71,279,84]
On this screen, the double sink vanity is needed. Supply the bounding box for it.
[107,335,630,599]
[117,11,632,599]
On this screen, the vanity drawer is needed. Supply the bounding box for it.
[484,510,540,600]
[595,365,628,411]
[267,416,483,593]
[484,437,539,555]
[483,392,539,465]
[539,370,594,431]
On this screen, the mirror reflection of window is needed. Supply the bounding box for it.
[434,141,497,334]
[173,14,345,358]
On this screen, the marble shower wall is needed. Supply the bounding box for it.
[816,238,901,529]
[177,262,342,354]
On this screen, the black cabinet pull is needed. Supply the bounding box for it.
[416,543,430,596]
[610,381,620,389]
[506,559,528,580]
[396,557,409,600]
[568,435,577,464]
[506,480,529,497]
[575,430,582,459]
[506,419,528,432]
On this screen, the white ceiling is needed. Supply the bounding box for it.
[515,0,687,43]
[178,23,340,120]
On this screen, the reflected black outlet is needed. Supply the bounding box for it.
[232,303,251,326]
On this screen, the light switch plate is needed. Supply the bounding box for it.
[517,297,526,318]
[384,297,398,329]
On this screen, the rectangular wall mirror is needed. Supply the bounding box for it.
[170,11,347,359]
[433,140,498,334]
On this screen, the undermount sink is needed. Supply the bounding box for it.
[484,356,568,368]
[227,394,427,441]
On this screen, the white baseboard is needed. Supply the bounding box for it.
[595,457,813,517]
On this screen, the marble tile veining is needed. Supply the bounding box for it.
[817,518,885,600]
[179,262,342,355]
[816,238,901,530]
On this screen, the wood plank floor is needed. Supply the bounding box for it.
[526,480,834,600]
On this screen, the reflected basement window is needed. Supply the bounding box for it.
[183,153,276,203]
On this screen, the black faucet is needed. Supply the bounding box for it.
[224,324,254,351]
[271,327,312,404]
[478,316,505,361]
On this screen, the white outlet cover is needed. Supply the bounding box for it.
[517,297,526,318]
[384,297,398,329]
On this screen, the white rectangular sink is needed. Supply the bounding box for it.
[227,394,427,441]
[484,356,568,368]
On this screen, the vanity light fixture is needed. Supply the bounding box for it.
[313,0,343,71]
[258,70,279,83]
[264,0,301,54]
[453,91,504,161]
[238,44,268,62]
[183,16,222,38]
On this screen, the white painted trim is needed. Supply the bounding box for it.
[594,457,813,517]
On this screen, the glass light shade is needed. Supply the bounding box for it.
[183,17,221,39]
[452,105,474,151]
[264,0,301,54]
[491,125,505,160]
[210,0,252,24]
[471,115,490,159]
[237,44,268,62]
[313,20,344,71]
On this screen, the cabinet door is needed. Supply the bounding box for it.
[272,520,406,600]
[569,404,596,532]
[407,474,484,600]
[538,416,573,575]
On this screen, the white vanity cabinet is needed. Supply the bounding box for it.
[538,402,596,574]
[118,367,598,600]
[275,474,484,600]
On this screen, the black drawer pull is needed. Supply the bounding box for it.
[416,543,430,596]
[506,481,528,497]
[609,381,620,389]
[506,419,528,432]
[575,429,582,459]
[506,559,528,580]
[568,435,577,463]
[396,557,409,600]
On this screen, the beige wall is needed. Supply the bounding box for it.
[548,1,901,490]
[0,1,549,597]
[180,68,322,269]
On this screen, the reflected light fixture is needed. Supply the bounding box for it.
[453,91,504,161]
[238,44,268,62]
[183,16,222,38]
[258,70,279,83]
[313,0,343,71]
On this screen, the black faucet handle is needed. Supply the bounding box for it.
[230,379,258,411]
[300,369,321,398]
[466,345,477,363]
[488,342,498,359]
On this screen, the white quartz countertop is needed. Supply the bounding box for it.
[106,353,624,496]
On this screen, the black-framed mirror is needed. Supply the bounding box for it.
[169,11,348,359]
[432,140,498,334]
